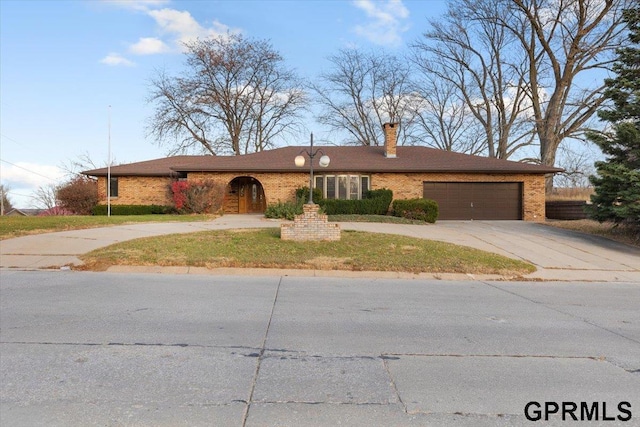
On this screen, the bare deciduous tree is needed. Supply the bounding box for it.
[553,143,598,188]
[408,74,487,154]
[59,151,102,177]
[311,48,416,146]
[33,183,59,210]
[413,0,536,160]
[414,0,630,191]
[147,33,307,156]
[509,0,629,191]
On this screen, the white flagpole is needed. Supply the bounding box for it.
[107,105,111,217]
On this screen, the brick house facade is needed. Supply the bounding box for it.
[85,124,560,221]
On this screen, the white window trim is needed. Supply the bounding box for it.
[315,174,370,200]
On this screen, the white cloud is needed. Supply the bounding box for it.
[2,162,64,189]
[100,53,136,66]
[147,8,236,50]
[2,163,68,208]
[100,2,240,60]
[352,0,410,47]
[100,0,170,12]
[148,8,201,36]
[129,37,170,55]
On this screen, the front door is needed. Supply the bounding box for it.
[246,181,265,213]
[225,177,266,214]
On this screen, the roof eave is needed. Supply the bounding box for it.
[171,167,562,174]
[82,171,178,177]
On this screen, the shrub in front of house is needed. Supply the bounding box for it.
[265,187,323,220]
[170,180,225,214]
[264,201,300,220]
[392,198,439,223]
[265,187,328,220]
[57,176,98,215]
[92,204,175,215]
[320,188,393,215]
[265,187,392,219]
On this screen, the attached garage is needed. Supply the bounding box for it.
[423,182,522,220]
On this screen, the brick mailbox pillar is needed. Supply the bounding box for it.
[280,203,341,241]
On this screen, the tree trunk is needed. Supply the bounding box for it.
[540,131,560,194]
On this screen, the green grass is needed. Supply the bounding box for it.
[79,228,536,276]
[0,214,216,240]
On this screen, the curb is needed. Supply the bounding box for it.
[104,265,508,281]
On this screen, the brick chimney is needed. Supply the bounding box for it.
[383,122,398,158]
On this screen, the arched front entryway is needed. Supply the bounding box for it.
[224,176,266,214]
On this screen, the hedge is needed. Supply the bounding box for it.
[392,198,439,223]
[319,189,393,215]
[92,204,176,216]
[265,188,393,219]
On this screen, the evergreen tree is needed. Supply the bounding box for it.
[588,7,640,231]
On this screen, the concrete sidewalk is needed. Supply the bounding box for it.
[1,215,639,282]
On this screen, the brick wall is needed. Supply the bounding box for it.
[97,176,173,206]
[372,172,547,221]
[98,171,547,221]
[186,172,309,207]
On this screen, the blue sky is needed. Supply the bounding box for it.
[1,0,447,208]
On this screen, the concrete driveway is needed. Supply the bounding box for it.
[1,215,638,282]
[342,220,640,282]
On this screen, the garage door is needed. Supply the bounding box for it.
[423,182,522,220]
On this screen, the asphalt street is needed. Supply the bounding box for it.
[1,270,639,426]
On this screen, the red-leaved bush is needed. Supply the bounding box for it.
[170,180,224,214]
[171,181,190,210]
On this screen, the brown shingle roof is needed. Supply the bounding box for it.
[82,146,562,177]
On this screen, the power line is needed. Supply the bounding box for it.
[0,133,24,146]
[7,192,38,199]
[0,159,58,182]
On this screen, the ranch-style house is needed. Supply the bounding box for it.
[83,123,561,221]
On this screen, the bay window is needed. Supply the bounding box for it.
[314,175,370,200]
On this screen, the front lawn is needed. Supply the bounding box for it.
[79,228,536,276]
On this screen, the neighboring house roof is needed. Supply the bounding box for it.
[82,146,562,177]
[4,208,44,216]
[4,208,28,216]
